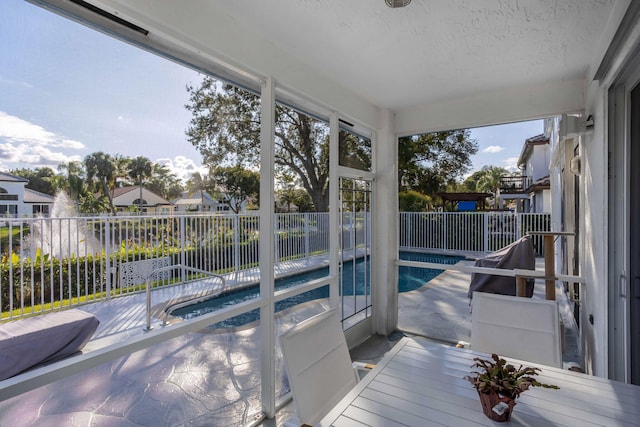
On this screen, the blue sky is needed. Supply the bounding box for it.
[0,0,542,181]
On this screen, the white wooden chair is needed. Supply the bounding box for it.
[279,308,370,426]
[471,292,563,368]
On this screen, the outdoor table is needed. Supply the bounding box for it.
[319,337,640,426]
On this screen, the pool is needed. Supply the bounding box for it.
[172,252,464,328]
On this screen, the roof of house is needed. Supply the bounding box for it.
[172,191,217,206]
[23,188,55,204]
[0,171,29,183]
[110,186,171,206]
[517,134,550,167]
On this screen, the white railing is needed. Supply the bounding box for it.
[1,211,548,320]
[399,212,551,255]
[0,212,330,320]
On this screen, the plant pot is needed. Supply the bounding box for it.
[477,390,516,422]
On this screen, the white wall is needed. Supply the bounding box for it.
[0,181,28,217]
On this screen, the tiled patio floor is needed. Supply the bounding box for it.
[0,256,581,426]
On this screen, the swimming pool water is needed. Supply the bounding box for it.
[172,252,463,327]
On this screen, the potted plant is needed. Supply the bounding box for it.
[464,353,559,422]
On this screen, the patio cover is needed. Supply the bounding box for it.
[467,236,535,299]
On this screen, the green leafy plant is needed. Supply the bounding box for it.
[464,353,559,399]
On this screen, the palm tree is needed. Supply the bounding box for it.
[127,156,153,212]
[84,152,116,214]
[112,154,131,188]
[186,172,208,209]
[466,166,509,208]
[56,161,86,211]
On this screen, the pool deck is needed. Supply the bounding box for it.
[0,253,582,427]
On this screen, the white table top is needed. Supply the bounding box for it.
[319,337,640,426]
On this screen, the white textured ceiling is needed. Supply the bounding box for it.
[213,0,617,110]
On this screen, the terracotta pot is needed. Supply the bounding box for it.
[477,390,516,422]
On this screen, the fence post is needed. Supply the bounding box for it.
[274,214,279,263]
[443,213,447,250]
[180,216,186,283]
[304,213,310,259]
[483,213,489,252]
[233,215,240,273]
[105,219,111,299]
[516,213,522,240]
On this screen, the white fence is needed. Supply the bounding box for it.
[1,211,549,320]
[399,212,551,255]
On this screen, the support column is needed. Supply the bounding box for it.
[329,113,340,309]
[372,108,398,335]
[259,76,276,418]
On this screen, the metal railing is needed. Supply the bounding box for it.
[499,175,531,193]
[1,211,549,320]
[143,264,225,330]
[399,212,551,255]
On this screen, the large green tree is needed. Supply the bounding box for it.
[10,167,56,195]
[210,165,260,213]
[185,77,330,211]
[398,130,478,196]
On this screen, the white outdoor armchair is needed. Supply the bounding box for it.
[279,308,371,426]
[471,292,562,368]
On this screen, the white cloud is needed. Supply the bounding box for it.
[502,157,520,172]
[0,112,85,169]
[156,155,207,182]
[0,111,86,149]
[482,145,504,153]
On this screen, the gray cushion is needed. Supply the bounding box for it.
[0,309,99,380]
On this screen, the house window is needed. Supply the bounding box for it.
[0,187,18,201]
[0,205,17,216]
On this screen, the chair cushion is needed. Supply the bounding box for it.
[0,309,99,380]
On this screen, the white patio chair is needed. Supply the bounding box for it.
[471,292,562,368]
[279,308,371,427]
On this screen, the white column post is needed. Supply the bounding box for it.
[372,108,398,335]
[259,76,276,418]
[329,113,340,309]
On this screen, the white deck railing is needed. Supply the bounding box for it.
[1,211,548,320]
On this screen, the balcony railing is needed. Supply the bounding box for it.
[499,175,531,194]
[1,211,548,321]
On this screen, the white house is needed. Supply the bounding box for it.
[0,172,54,217]
[172,190,217,213]
[518,133,552,213]
[0,172,28,217]
[110,186,173,214]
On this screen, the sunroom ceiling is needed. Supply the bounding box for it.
[212,0,617,110]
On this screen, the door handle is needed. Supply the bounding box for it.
[619,273,627,298]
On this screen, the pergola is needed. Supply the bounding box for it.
[437,192,493,211]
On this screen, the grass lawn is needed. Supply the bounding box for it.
[0,225,29,249]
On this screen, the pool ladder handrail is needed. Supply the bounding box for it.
[144,264,225,331]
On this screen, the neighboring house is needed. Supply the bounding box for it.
[0,171,28,217]
[24,188,55,216]
[0,171,54,217]
[172,191,218,213]
[499,134,551,213]
[110,186,173,214]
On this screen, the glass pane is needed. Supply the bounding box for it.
[339,129,372,171]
